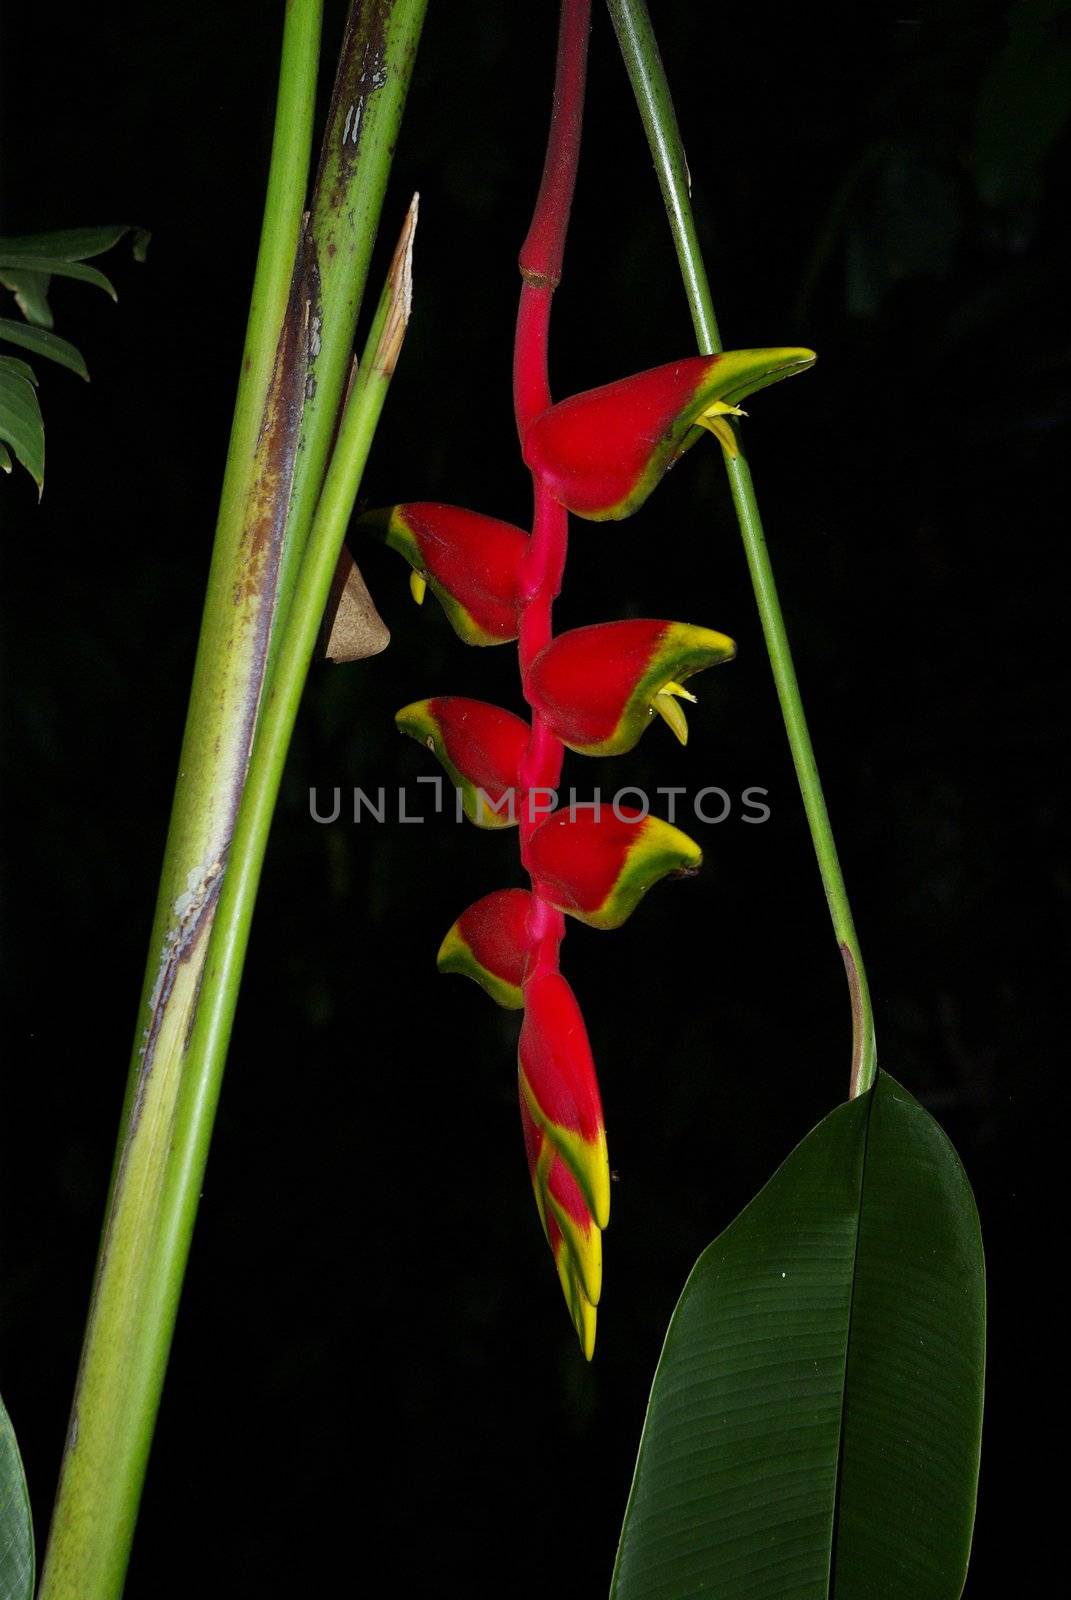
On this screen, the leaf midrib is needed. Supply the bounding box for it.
[825,1079,877,1599]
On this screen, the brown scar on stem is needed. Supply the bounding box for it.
[238,230,315,609]
[317,4,390,210]
[119,860,223,1164]
[519,266,560,290]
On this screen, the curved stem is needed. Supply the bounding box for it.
[514,0,591,436]
[724,452,875,1097]
[606,0,876,1097]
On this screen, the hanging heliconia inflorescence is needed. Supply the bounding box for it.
[362,0,813,1355]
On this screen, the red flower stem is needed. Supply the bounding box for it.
[514,0,591,434]
[514,0,591,978]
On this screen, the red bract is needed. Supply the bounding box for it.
[395,696,529,827]
[526,618,735,755]
[522,349,814,520]
[528,806,702,930]
[368,0,813,1355]
[519,1097,601,1358]
[363,502,529,645]
[519,973,609,1357]
[437,889,533,1009]
[519,972,610,1232]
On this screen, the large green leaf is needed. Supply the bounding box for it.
[0,224,149,263]
[0,225,147,330]
[0,255,117,299]
[612,1072,984,1600]
[0,319,88,380]
[0,1391,34,1600]
[0,361,44,492]
[0,355,37,387]
[0,269,53,329]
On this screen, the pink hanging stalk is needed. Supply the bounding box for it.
[364,0,813,1354]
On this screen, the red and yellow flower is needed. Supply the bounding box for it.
[364,501,529,645]
[527,618,735,755]
[395,696,528,827]
[519,972,609,1357]
[370,161,812,1353]
[528,806,702,930]
[437,888,533,1009]
[522,349,814,520]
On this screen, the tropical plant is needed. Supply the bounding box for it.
[0,226,147,491]
[0,3,986,1598]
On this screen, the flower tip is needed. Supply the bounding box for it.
[394,698,429,737]
[578,1297,597,1361]
[555,1249,598,1358]
[435,924,458,969]
[678,837,704,874]
[409,570,427,605]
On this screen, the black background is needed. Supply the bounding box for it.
[2,1,1066,1593]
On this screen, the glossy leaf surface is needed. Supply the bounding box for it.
[0,225,146,331]
[0,254,117,300]
[0,1391,34,1600]
[0,319,89,380]
[0,269,53,328]
[0,225,149,263]
[0,359,44,491]
[612,1073,985,1600]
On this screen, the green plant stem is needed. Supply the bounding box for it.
[37,194,412,1600]
[607,0,876,1099]
[36,8,424,1597]
[99,2,326,1211]
[133,0,324,1015]
[37,9,323,1597]
[269,0,429,668]
[178,198,416,1204]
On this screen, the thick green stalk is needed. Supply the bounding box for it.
[178,200,416,1165]
[37,6,426,1596]
[607,0,876,1098]
[269,0,429,666]
[37,7,323,1597]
